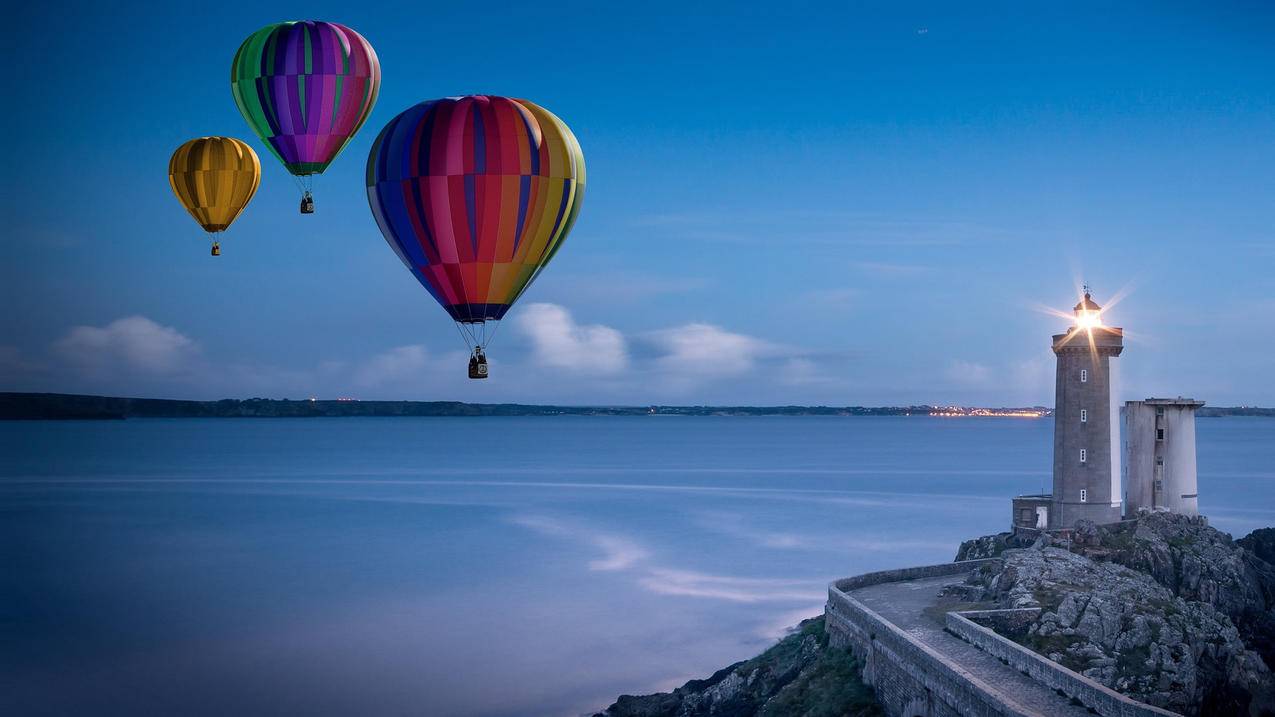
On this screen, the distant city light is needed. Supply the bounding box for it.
[928,406,1048,418]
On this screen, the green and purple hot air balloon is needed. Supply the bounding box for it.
[230,21,380,213]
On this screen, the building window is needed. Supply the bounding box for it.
[1080,369,1088,383]
[1156,457,1164,466]
[1156,428,1165,441]
[1080,409,1088,423]
[1080,489,1088,503]
[1020,509,1032,523]
[1080,449,1087,463]
[1156,407,1164,416]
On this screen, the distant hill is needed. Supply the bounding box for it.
[0,392,937,419]
[0,393,1269,420]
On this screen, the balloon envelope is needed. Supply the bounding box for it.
[365,96,586,324]
[231,21,380,176]
[168,137,260,233]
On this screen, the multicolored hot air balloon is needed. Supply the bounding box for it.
[366,96,586,379]
[230,20,380,214]
[168,137,261,256]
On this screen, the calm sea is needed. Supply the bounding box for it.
[3,417,1272,716]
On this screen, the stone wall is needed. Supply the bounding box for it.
[945,611,1180,717]
[826,559,1033,717]
[956,608,1040,637]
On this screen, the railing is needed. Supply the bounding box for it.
[946,610,1181,717]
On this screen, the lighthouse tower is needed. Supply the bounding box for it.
[1049,289,1123,528]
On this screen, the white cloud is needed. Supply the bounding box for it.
[516,303,628,374]
[53,316,198,375]
[354,345,430,388]
[649,323,780,377]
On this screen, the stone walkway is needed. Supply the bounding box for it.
[849,574,1093,717]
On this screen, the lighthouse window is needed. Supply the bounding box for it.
[1080,489,1088,503]
[1156,407,1164,416]
[1080,409,1088,423]
[1080,449,1087,463]
[1156,458,1164,466]
[1080,369,1088,383]
[1156,428,1165,441]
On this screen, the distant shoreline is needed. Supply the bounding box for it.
[2,392,1272,420]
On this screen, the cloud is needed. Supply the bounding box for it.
[649,323,781,378]
[945,360,993,388]
[53,316,198,375]
[516,303,628,374]
[23,307,840,403]
[354,345,430,388]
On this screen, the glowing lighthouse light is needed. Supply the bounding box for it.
[1074,286,1103,330]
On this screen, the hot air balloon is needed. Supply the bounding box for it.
[365,96,586,379]
[168,137,261,256]
[230,21,380,214]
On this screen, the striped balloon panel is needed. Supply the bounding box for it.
[168,137,261,233]
[230,21,380,176]
[366,96,586,323]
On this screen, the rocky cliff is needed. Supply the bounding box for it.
[597,515,1274,717]
[593,617,881,717]
[957,514,1275,715]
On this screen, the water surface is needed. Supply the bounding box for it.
[3,417,1271,716]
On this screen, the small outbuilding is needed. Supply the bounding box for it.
[1124,398,1203,517]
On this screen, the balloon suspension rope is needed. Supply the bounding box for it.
[292,174,314,196]
[452,318,500,356]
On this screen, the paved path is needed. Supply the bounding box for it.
[849,574,1093,717]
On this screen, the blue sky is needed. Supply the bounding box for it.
[3,1,1272,405]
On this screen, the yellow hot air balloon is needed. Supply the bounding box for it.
[168,137,260,256]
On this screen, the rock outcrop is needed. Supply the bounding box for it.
[594,617,881,717]
[955,530,1037,560]
[972,546,1273,715]
[1239,529,1275,567]
[956,514,1275,715]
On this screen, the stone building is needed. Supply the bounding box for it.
[1014,290,1124,530]
[1124,398,1203,517]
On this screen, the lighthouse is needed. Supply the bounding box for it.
[1048,288,1123,528]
